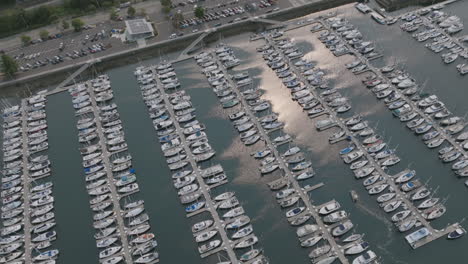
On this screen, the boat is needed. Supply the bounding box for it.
[33,249,59,261]
[418,197,439,209]
[240,249,261,262]
[345,241,369,255]
[226,215,250,230]
[332,220,354,236]
[368,184,388,195]
[411,188,431,201]
[286,207,305,218]
[222,207,244,218]
[392,210,411,222]
[318,201,340,215]
[323,210,348,224]
[297,224,319,238]
[352,250,376,264]
[447,227,466,239]
[309,244,331,259]
[234,235,259,249]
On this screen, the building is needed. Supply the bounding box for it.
[124,19,155,42]
[376,0,444,11]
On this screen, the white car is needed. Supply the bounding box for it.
[169,33,177,39]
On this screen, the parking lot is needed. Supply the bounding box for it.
[171,0,284,36]
[1,0,293,79]
[8,19,127,74]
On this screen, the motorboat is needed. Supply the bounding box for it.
[318,201,340,215]
[332,220,353,236]
[352,250,376,264]
[296,224,319,238]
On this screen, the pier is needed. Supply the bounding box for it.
[179,31,211,59]
[151,74,240,263]
[211,52,351,264]
[85,82,134,264]
[316,18,468,178]
[20,99,32,264]
[263,33,460,248]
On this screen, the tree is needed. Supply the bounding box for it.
[62,20,69,30]
[110,8,118,20]
[162,5,171,14]
[39,29,49,40]
[20,35,31,46]
[87,4,97,12]
[194,6,204,18]
[71,18,84,32]
[1,54,18,77]
[161,0,172,7]
[172,11,184,27]
[138,9,147,17]
[127,6,136,17]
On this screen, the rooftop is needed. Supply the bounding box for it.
[125,19,153,35]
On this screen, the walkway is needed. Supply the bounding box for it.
[20,99,32,264]
[85,82,134,264]
[152,74,240,263]
[210,52,350,264]
[179,31,211,59]
[317,18,468,179]
[264,33,460,248]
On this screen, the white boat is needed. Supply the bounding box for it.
[352,250,376,264]
[332,220,354,236]
[318,201,340,215]
[296,224,319,237]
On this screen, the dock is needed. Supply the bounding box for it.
[20,99,32,264]
[316,18,468,178]
[211,52,351,264]
[263,33,460,248]
[151,74,240,263]
[86,82,134,264]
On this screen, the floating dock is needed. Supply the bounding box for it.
[151,74,240,263]
[211,52,351,264]
[317,19,468,179]
[86,82,135,264]
[264,33,460,249]
[20,99,32,264]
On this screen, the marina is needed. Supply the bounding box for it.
[2,1,468,264]
[1,93,60,264]
[193,44,382,263]
[134,62,267,263]
[67,76,159,264]
[257,28,461,249]
[312,14,468,186]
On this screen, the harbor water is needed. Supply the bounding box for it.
[3,1,468,263]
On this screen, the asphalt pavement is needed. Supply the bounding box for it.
[0,0,293,80]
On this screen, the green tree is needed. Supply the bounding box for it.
[20,35,31,46]
[194,6,204,18]
[138,9,147,17]
[62,20,69,30]
[161,0,172,7]
[87,4,97,12]
[110,8,118,20]
[71,18,84,32]
[127,6,136,17]
[39,29,49,40]
[1,54,18,77]
[172,11,184,27]
[162,5,171,14]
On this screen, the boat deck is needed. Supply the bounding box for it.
[20,99,32,264]
[86,82,134,264]
[212,52,351,264]
[264,32,460,249]
[152,75,240,263]
[316,18,468,184]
